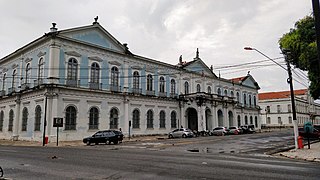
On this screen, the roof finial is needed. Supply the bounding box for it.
[196,48,199,59]
[50,22,58,32]
[93,16,99,25]
[179,55,183,64]
[247,71,250,75]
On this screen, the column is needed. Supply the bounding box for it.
[223,105,228,127]
[180,103,185,128]
[123,97,129,135]
[48,40,61,84]
[211,105,217,128]
[197,106,202,131]
[13,96,21,140]
[201,105,206,131]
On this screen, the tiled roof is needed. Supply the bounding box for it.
[258,89,308,100]
[229,76,247,83]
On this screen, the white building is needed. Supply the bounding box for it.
[259,89,320,127]
[0,19,261,142]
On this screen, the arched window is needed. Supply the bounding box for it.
[184,81,189,94]
[230,91,234,97]
[8,109,14,131]
[224,89,228,96]
[243,94,247,105]
[109,108,118,129]
[22,107,28,131]
[207,86,211,94]
[171,111,177,128]
[170,79,176,95]
[2,73,6,91]
[111,66,119,87]
[217,88,221,96]
[25,63,31,84]
[245,115,248,125]
[67,58,78,81]
[254,96,257,106]
[196,84,201,92]
[147,110,153,128]
[65,106,77,130]
[159,110,166,128]
[159,76,165,93]
[12,69,17,89]
[89,107,99,129]
[90,62,100,84]
[250,116,253,124]
[34,105,41,131]
[237,115,241,127]
[0,110,4,131]
[133,71,140,89]
[132,109,140,128]
[38,58,44,80]
[255,116,258,128]
[147,74,153,91]
[249,95,252,106]
[236,92,240,102]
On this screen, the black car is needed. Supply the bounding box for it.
[83,130,122,145]
[111,130,124,143]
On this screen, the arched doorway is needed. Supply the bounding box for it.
[205,108,212,130]
[218,110,223,126]
[228,111,234,127]
[186,108,198,131]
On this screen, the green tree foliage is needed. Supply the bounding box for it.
[279,15,320,99]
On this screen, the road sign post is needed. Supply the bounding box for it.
[53,118,63,146]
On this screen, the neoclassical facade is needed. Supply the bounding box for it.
[0,20,261,142]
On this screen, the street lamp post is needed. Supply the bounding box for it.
[244,47,299,149]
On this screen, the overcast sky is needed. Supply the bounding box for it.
[0,0,313,93]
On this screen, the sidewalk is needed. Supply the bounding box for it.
[277,141,320,162]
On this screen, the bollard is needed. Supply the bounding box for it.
[45,136,49,144]
[298,136,304,149]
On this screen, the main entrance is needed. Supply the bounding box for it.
[186,108,198,131]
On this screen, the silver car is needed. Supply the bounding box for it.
[212,127,228,136]
[168,128,194,138]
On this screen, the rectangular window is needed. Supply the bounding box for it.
[288,116,292,124]
[267,117,271,124]
[277,105,281,113]
[288,104,291,113]
[278,117,282,124]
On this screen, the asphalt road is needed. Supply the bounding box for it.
[0,130,319,180]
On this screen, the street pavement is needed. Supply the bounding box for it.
[0,130,320,163]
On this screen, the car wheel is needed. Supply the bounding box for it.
[169,134,173,139]
[182,134,187,138]
[86,141,91,146]
[114,140,118,145]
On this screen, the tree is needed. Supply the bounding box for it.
[279,15,320,99]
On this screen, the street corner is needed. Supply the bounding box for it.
[277,143,320,163]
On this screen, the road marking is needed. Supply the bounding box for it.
[0,149,18,153]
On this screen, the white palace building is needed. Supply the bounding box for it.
[0,19,261,142]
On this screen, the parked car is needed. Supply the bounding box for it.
[240,125,255,134]
[111,130,124,143]
[228,126,241,135]
[83,130,121,145]
[211,127,228,136]
[168,128,194,138]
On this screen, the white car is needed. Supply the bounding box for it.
[168,128,194,138]
[212,127,228,136]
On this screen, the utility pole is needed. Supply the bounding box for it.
[285,54,299,149]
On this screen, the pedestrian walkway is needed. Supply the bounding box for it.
[278,141,320,162]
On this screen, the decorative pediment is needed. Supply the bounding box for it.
[2,67,8,73]
[65,51,82,57]
[182,77,190,80]
[182,59,217,78]
[25,57,33,63]
[131,65,142,70]
[195,79,202,83]
[11,63,19,69]
[170,75,177,78]
[206,82,212,85]
[37,51,46,57]
[59,25,125,53]
[108,60,121,66]
[88,56,103,62]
